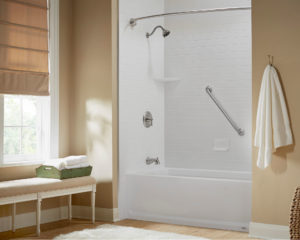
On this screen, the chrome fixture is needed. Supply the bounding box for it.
[146,157,160,165]
[146,25,170,38]
[143,111,153,128]
[130,7,251,26]
[206,86,245,136]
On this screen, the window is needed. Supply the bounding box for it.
[0,0,59,166]
[0,95,50,165]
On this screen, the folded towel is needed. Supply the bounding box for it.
[43,158,65,170]
[64,162,90,169]
[44,155,89,170]
[254,65,293,169]
[64,155,88,166]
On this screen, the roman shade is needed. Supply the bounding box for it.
[0,0,49,96]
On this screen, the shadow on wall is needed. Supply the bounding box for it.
[86,98,112,182]
[71,98,114,208]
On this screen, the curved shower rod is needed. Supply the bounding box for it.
[129,7,251,26]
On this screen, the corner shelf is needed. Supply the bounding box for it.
[154,77,180,83]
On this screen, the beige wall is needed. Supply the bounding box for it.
[0,0,118,220]
[69,0,116,209]
[252,0,300,226]
[59,0,73,158]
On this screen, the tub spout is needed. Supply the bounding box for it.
[146,157,160,165]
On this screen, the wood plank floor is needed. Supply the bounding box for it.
[0,219,259,240]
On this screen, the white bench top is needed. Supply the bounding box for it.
[0,176,96,198]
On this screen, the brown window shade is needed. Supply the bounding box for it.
[0,0,49,96]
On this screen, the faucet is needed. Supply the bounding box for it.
[146,157,160,165]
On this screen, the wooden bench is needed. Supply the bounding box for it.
[0,176,96,236]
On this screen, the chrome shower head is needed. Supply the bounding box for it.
[146,25,171,38]
[163,29,170,37]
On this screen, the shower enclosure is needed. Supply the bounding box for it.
[119,0,252,232]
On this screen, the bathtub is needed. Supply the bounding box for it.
[124,168,251,232]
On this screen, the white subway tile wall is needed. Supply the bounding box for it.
[164,0,251,171]
[119,0,165,218]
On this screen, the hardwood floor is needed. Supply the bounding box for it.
[0,219,259,240]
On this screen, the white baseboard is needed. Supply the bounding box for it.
[0,205,119,233]
[128,210,249,232]
[0,206,68,232]
[249,222,289,240]
[72,205,119,222]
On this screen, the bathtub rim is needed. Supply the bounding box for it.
[126,167,252,181]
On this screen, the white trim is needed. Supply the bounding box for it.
[0,194,37,206]
[72,205,119,222]
[40,185,94,199]
[49,0,59,158]
[127,210,248,232]
[249,222,289,240]
[0,206,68,232]
[0,161,44,168]
[40,96,51,161]
[0,185,96,205]
[0,95,4,165]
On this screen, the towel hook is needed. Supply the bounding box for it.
[268,55,274,66]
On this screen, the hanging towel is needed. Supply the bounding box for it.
[254,65,293,169]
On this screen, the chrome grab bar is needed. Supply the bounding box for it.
[206,86,245,136]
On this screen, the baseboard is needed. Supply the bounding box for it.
[0,205,119,233]
[72,205,119,222]
[249,222,289,240]
[0,206,68,232]
[128,210,249,232]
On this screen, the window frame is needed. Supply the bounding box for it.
[0,0,59,167]
[3,95,43,164]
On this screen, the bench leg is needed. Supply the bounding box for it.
[68,194,72,221]
[91,184,96,223]
[12,203,16,232]
[36,196,42,237]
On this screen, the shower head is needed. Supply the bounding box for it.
[163,29,171,37]
[146,25,170,38]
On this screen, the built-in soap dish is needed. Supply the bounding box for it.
[154,77,180,82]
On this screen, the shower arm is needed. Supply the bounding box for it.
[206,86,245,136]
[146,26,165,38]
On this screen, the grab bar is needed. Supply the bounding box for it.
[205,86,245,136]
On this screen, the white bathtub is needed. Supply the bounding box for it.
[124,168,251,232]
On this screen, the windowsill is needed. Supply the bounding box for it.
[0,161,44,168]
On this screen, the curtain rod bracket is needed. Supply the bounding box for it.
[129,19,137,26]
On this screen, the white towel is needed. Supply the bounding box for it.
[43,158,66,170]
[254,65,293,169]
[64,162,90,169]
[64,155,88,166]
[44,155,89,170]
